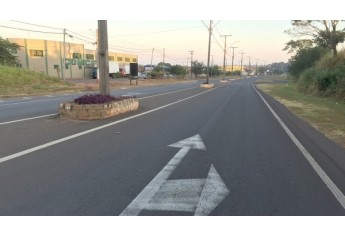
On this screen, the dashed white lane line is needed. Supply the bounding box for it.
[252,83,345,210]
[0,86,221,164]
[0,114,57,126]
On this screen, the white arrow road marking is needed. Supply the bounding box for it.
[144,165,230,215]
[145,179,205,212]
[120,135,229,216]
[168,134,206,150]
[120,134,206,216]
[195,165,230,216]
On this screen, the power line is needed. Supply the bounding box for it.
[11,20,63,30]
[110,26,202,37]
[65,29,95,42]
[0,25,63,34]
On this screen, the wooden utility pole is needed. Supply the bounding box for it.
[220,34,231,78]
[188,50,194,79]
[97,20,110,95]
[239,52,245,76]
[62,28,66,81]
[206,20,213,84]
[163,48,165,78]
[229,46,238,76]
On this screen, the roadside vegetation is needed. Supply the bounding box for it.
[0,65,83,98]
[257,21,345,148]
[283,20,345,102]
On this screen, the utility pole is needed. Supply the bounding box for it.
[188,50,194,79]
[229,46,238,76]
[239,52,245,77]
[248,56,252,76]
[206,20,212,84]
[163,48,165,78]
[62,28,66,81]
[150,48,154,79]
[255,58,258,75]
[220,34,231,78]
[186,57,189,77]
[97,20,110,95]
[211,55,214,77]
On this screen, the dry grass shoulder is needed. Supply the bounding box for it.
[256,76,345,148]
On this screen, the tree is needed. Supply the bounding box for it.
[170,65,186,76]
[209,65,222,76]
[191,60,205,78]
[283,39,314,54]
[287,46,328,78]
[0,37,21,66]
[285,20,345,56]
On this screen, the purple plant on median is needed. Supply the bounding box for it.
[74,94,135,105]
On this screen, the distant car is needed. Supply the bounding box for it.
[138,72,147,79]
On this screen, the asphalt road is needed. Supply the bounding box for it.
[1,77,345,215]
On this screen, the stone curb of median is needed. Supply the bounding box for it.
[200,83,215,88]
[59,98,139,120]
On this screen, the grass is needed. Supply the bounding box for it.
[0,65,84,98]
[256,76,345,148]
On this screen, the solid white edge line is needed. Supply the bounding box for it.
[252,83,345,210]
[0,86,220,164]
[0,114,57,126]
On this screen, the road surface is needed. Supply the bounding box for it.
[1,77,345,215]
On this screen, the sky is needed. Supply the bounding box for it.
[1,0,344,68]
[0,20,292,66]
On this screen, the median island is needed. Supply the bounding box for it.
[59,94,139,120]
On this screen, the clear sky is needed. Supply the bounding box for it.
[0,20,292,66]
[1,0,343,67]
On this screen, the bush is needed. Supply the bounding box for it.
[297,61,345,100]
[74,94,135,104]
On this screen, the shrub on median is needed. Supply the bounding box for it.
[74,94,135,104]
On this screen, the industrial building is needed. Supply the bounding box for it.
[8,38,138,79]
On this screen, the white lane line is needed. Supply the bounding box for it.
[0,114,57,126]
[139,86,197,100]
[0,86,199,125]
[252,83,345,210]
[0,98,65,107]
[0,86,220,164]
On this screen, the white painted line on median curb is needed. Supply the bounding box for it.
[0,114,57,126]
[0,86,221,164]
[252,83,345,210]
